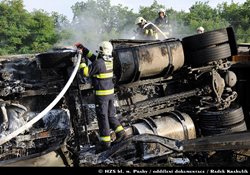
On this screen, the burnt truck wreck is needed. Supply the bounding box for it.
[0,27,250,166]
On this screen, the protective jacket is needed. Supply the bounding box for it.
[79,48,124,143]
[154,16,169,30]
[80,48,114,96]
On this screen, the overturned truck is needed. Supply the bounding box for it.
[0,27,250,166]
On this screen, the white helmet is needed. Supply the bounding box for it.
[98,41,113,56]
[197,26,205,33]
[135,17,147,25]
[158,8,165,14]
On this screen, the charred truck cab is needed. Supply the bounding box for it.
[0,27,250,166]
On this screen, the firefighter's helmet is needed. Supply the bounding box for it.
[197,26,205,33]
[135,17,147,25]
[98,41,113,56]
[158,8,165,15]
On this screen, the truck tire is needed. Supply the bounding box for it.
[182,27,237,66]
[182,28,229,51]
[199,105,244,127]
[186,43,231,66]
[199,104,247,136]
[201,121,247,136]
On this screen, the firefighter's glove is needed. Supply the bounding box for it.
[77,48,83,55]
[74,42,85,50]
[79,62,87,70]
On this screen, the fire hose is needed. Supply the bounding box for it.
[0,52,82,146]
[145,22,168,39]
[131,22,168,40]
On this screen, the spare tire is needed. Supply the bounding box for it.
[186,43,231,66]
[182,28,229,51]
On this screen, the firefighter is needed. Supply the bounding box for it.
[135,17,158,40]
[197,26,205,34]
[75,41,126,152]
[154,8,169,30]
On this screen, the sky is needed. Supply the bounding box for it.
[22,0,246,20]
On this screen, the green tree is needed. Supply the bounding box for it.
[187,1,229,33]
[218,2,242,29]
[238,7,250,43]
[25,10,58,53]
[51,12,72,46]
[0,0,61,55]
[219,0,250,43]
[0,0,31,54]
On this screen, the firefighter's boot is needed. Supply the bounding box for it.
[115,130,127,143]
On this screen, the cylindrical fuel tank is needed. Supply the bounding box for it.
[132,111,196,140]
[113,39,184,83]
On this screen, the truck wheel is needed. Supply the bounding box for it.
[182,28,229,51]
[201,121,247,136]
[186,44,231,66]
[199,104,244,127]
[199,104,247,136]
[182,27,237,66]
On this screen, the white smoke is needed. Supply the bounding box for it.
[56,15,104,52]
[55,5,194,50]
[168,20,195,39]
[55,6,135,51]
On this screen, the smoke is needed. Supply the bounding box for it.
[119,25,137,40]
[55,8,194,51]
[56,14,104,52]
[55,9,136,52]
[168,20,194,40]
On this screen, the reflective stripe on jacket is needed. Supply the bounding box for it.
[80,50,114,96]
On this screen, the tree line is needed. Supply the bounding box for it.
[0,0,249,55]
